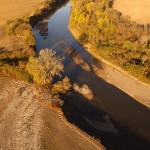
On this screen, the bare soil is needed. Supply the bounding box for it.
[113,0,150,24]
[0,78,105,150]
[0,0,44,25]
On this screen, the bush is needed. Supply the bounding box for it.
[51,77,71,96]
[0,64,33,82]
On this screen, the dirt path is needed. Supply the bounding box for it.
[0,78,105,150]
[113,0,150,24]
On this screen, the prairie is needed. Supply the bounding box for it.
[113,0,150,24]
[0,0,44,25]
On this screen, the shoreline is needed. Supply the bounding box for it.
[69,27,150,108]
[29,0,68,26]
[58,111,106,150]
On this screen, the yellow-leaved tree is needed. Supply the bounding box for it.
[26,48,64,85]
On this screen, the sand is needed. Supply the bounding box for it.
[113,0,150,24]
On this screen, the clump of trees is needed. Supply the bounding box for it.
[69,0,150,82]
[6,16,35,49]
[0,14,35,81]
[26,49,64,85]
[26,48,71,106]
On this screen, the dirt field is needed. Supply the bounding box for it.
[0,0,44,25]
[113,0,150,24]
[0,78,105,150]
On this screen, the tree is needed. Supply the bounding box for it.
[51,77,71,96]
[26,48,64,85]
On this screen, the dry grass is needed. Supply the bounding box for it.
[113,0,150,24]
[0,0,44,25]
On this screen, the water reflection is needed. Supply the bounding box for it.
[36,20,48,39]
[65,48,90,71]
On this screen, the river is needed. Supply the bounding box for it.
[33,2,150,150]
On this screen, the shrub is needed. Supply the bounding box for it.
[51,77,71,96]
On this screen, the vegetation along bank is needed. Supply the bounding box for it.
[69,0,150,84]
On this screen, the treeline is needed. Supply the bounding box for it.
[69,0,150,82]
[0,15,35,82]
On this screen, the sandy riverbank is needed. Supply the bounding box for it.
[69,27,150,108]
[113,0,150,24]
[86,44,150,108]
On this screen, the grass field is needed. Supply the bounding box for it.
[0,0,44,25]
[113,0,150,24]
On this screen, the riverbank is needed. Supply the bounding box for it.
[69,28,150,108]
[0,78,105,150]
[69,0,150,88]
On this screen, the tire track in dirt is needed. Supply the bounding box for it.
[0,79,42,150]
[0,78,105,150]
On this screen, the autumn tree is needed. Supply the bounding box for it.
[26,48,64,85]
[51,77,71,96]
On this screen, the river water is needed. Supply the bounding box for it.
[33,2,150,150]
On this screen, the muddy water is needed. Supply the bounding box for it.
[33,2,150,150]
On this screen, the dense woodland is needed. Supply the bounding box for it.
[70,0,150,82]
